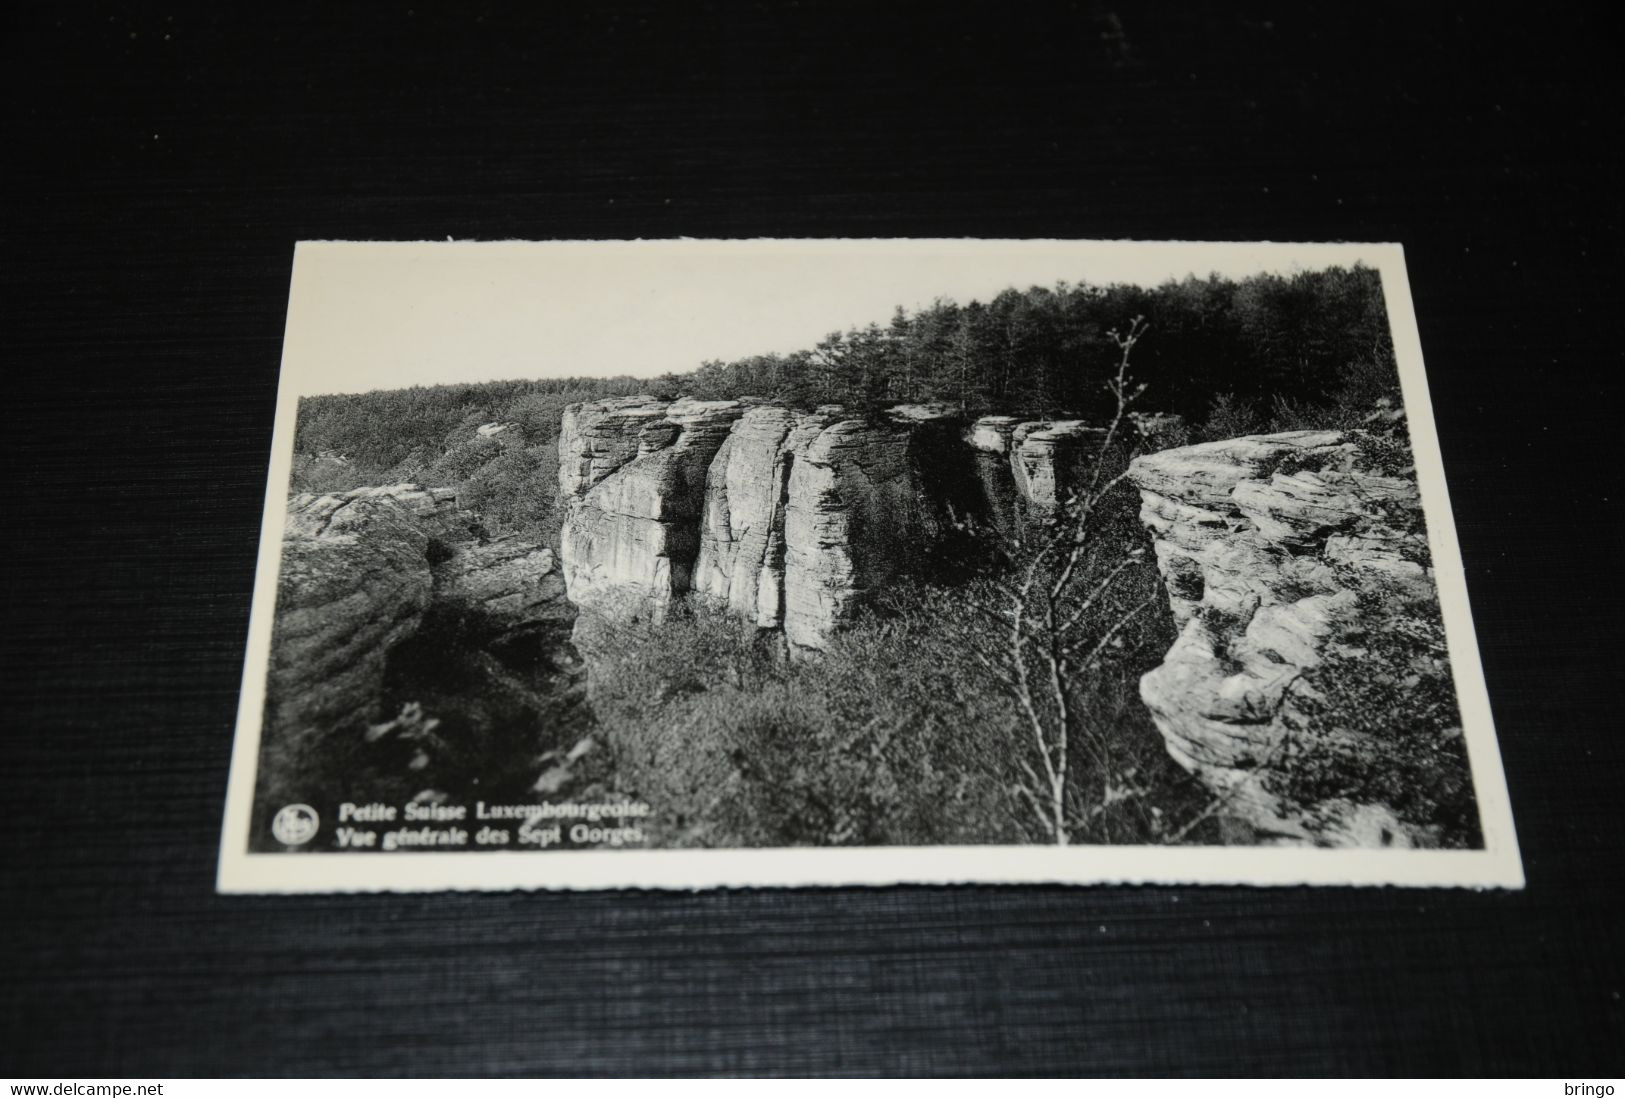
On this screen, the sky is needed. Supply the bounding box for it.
[281,239,1402,395]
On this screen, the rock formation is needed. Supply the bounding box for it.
[557,395,671,499]
[270,486,448,740]
[1127,430,1465,847]
[559,398,944,650]
[692,404,832,628]
[780,416,931,649]
[268,483,565,744]
[965,412,1181,522]
[558,397,747,615]
[435,538,564,631]
[1008,420,1108,510]
[559,398,1191,649]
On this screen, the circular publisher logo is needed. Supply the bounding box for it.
[271,804,320,847]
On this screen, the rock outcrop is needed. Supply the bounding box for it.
[435,539,564,631]
[268,484,565,742]
[270,487,447,740]
[557,396,670,499]
[781,417,930,649]
[692,405,832,628]
[559,398,1191,648]
[1127,430,1461,847]
[558,397,747,615]
[1009,420,1108,510]
[560,398,943,649]
[964,412,1180,525]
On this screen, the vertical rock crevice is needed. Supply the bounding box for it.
[564,399,937,648]
[558,397,747,616]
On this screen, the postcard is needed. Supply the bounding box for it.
[216,239,1522,891]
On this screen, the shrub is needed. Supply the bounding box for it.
[1353,430,1415,478]
[1201,392,1262,441]
[289,453,372,494]
[457,446,561,542]
[579,596,1028,847]
[1271,590,1480,847]
[1265,393,1326,432]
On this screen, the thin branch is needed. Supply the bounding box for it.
[1056,555,1140,635]
[1061,596,1157,667]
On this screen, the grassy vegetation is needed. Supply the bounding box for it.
[575,570,1212,848]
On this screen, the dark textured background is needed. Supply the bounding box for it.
[4,2,1622,1077]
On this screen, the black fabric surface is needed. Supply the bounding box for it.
[3,2,1621,1077]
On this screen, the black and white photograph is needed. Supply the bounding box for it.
[217,239,1520,891]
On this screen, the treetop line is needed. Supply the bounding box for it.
[294,263,1396,478]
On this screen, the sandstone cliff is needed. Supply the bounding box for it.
[559,398,1189,649]
[434,538,564,632]
[558,396,746,615]
[691,404,833,630]
[972,417,1109,512]
[963,412,1184,520]
[559,398,943,649]
[1127,430,1472,847]
[780,415,932,649]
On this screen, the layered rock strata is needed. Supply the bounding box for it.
[965,414,1122,521]
[781,417,930,649]
[271,487,448,739]
[692,405,834,628]
[269,484,564,741]
[435,539,563,630]
[1126,430,1450,847]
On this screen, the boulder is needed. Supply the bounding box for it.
[966,415,1022,454]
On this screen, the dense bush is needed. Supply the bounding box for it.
[576,598,1029,847]
[457,446,562,542]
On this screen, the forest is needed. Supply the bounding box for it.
[291,264,1399,540]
